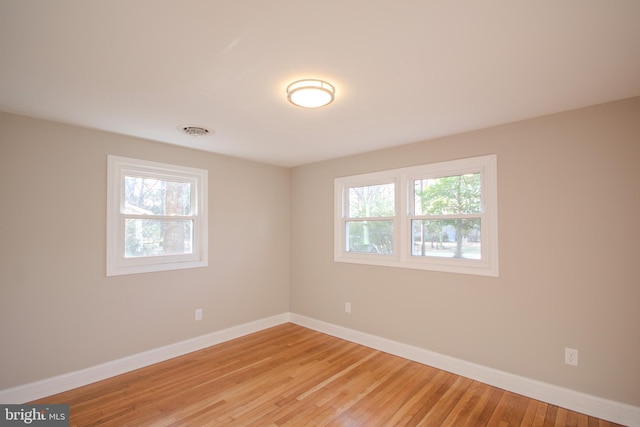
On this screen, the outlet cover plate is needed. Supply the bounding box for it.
[565,347,578,366]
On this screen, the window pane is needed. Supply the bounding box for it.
[411,219,481,259]
[125,219,193,257]
[124,176,192,215]
[414,173,481,215]
[348,183,394,218]
[346,220,393,254]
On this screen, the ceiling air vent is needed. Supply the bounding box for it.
[179,125,211,137]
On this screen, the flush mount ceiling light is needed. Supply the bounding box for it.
[287,79,335,108]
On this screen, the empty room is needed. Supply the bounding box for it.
[1,1,639,426]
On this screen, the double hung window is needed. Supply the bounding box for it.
[345,182,395,255]
[107,155,208,276]
[335,155,498,276]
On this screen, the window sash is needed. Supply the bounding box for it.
[339,176,400,258]
[410,217,483,260]
[122,217,195,257]
[107,155,208,276]
[334,155,498,276]
[120,171,198,216]
[345,182,395,219]
[344,219,395,255]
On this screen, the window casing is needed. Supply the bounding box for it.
[334,155,498,276]
[107,155,208,276]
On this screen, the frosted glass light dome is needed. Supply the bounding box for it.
[287,79,335,108]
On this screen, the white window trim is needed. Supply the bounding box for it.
[334,155,498,277]
[106,155,208,276]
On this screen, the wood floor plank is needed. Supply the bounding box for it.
[376,367,443,426]
[335,357,418,425]
[526,399,549,427]
[29,323,626,426]
[415,375,475,426]
[471,385,506,426]
[441,380,490,426]
[405,371,459,426]
[354,364,430,427]
[501,392,530,426]
[486,390,513,426]
[544,404,559,427]
[457,383,500,427]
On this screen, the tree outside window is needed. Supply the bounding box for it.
[413,173,482,259]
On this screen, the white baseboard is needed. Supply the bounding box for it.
[289,313,640,427]
[1,312,638,426]
[0,313,290,405]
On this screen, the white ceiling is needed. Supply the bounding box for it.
[1,1,639,167]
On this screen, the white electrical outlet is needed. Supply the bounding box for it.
[565,347,578,366]
[345,302,351,314]
[195,308,203,321]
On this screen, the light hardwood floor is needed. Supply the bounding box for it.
[32,323,624,426]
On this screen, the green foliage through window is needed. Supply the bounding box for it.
[413,174,482,259]
[346,183,395,254]
[414,174,481,215]
[123,176,194,258]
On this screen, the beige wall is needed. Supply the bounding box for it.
[290,97,640,406]
[0,112,290,389]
